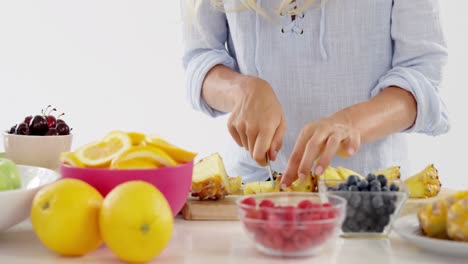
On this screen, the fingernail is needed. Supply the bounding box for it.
[299,173,306,180]
[348,148,355,156]
[315,166,323,176]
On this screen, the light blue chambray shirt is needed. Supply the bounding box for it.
[181,0,449,182]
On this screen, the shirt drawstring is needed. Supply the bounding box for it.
[319,0,328,61]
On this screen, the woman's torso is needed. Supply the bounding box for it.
[219,0,411,181]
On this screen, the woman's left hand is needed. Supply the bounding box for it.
[281,112,361,187]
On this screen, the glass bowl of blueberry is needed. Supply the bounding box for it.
[318,173,409,237]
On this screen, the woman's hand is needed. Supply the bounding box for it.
[281,112,360,186]
[228,76,286,166]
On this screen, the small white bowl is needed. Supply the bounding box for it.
[3,133,72,170]
[0,165,59,232]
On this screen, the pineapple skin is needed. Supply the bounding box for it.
[191,176,229,200]
[447,198,468,242]
[405,164,441,198]
[418,191,468,238]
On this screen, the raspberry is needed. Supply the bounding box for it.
[297,200,314,209]
[259,199,275,208]
[241,197,256,207]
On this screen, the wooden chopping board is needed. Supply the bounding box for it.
[181,189,456,221]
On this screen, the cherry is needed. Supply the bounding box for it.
[46,115,56,128]
[29,115,49,135]
[23,115,32,124]
[45,127,58,136]
[16,123,30,135]
[56,122,70,135]
[8,125,17,134]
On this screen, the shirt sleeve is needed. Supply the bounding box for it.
[371,0,449,136]
[181,0,238,117]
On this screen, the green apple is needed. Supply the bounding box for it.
[0,158,21,191]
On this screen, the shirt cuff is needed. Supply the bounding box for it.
[185,49,237,118]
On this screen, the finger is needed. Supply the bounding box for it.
[298,131,330,178]
[315,133,345,175]
[227,122,242,147]
[246,125,258,157]
[281,126,314,187]
[237,122,249,151]
[269,118,286,161]
[253,126,276,166]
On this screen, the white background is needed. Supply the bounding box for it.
[0,1,466,189]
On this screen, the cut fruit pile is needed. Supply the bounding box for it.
[60,131,197,169]
[418,191,468,241]
[238,197,340,253]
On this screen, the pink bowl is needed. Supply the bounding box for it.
[60,162,193,216]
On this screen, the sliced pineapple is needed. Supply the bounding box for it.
[405,164,441,198]
[447,198,468,242]
[374,166,401,180]
[418,191,468,238]
[191,153,231,200]
[228,176,243,195]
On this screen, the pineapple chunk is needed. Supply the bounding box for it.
[290,172,314,192]
[228,176,243,195]
[405,164,441,198]
[418,191,468,238]
[336,166,364,180]
[244,181,280,195]
[447,198,468,242]
[191,153,231,200]
[374,166,401,180]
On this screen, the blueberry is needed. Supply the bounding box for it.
[362,198,372,213]
[378,215,390,227]
[357,180,369,191]
[350,193,362,207]
[370,180,381,188]
[346,206,356,218]
[371,196,384,209]
[366,173,376,182]
[346,175,360,186]
[375,207,386,216]
[389,183,399,192]
[348,185,359,192]
[338,183,348,191]
[381,186,389,192]
[355,211,366,222]
[376,174,387,187]
[370,185,381,192]
[362,218,375,231]
[386,202,396,214]
[328,186,339,191]
[344,218,360,232]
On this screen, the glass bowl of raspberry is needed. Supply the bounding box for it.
[236,192,347,257]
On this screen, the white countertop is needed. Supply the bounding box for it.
[0,218,466,264]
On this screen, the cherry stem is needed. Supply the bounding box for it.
[48,108,57,116]
[57,113,65,119]
[42,105,51,116]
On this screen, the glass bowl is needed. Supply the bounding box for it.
[236,192,346,257]
[318,178,409,237]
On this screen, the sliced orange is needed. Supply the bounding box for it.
[111,146,177,168]
[75,131,132,167]
[145,136,197,164]
[59,152,85,167]
[126,132,146,146]
[110,159,159,169]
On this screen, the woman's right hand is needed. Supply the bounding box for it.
[228,76,286,166]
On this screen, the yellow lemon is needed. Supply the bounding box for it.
[75,131,132,167]
[111,145,177,168]
[30,179,103,256]
[59,152,85,167]
[145,136,197,164]
[127,132,147,146]
[100,181,173,263]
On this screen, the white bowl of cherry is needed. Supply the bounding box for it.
[3,105,73,170]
